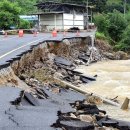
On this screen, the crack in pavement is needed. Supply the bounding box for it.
[5,107,19,126]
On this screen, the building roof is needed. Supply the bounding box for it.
[32,11,64,15]
[35,1,87,13]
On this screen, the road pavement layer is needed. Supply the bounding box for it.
[0,32,95,69]
[0,87,85,130]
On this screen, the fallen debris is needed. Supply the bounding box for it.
[54,77,120,107]
[3,33,129,129]
[54,57,73,67]
[24,92,40,106]
[121,97,130,110]
[59,120,94,130]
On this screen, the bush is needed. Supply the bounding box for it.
[19,19,31,29]
[96,32,107,40]
[96,31,116,46]
[115,25,130,51]
[107,10,127,42]
[94,13,110,35]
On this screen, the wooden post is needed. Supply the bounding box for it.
[54,14,57,30]
[121,97,129,110]
[54,77,120,107]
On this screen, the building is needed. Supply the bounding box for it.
[35,1,87,31]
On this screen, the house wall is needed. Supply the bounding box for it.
[39,13,84,31]
[40,14,63,31]
[63,13,84,30]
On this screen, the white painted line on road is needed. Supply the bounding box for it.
[0,38,45,59]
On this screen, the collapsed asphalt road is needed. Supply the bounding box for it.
[0,86,85,130]
[1,86,130,130]
[0,30,130,130]
[0,31,95,68]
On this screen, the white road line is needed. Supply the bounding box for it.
[0,38,45,59]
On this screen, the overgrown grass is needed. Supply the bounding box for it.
[96,32,107,40]
[96,32,116,46]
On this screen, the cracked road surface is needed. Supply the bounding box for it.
[0,31,95,68]
[0,87,85,130]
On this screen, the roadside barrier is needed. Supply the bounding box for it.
[19,30,24,37]
[63,31,67,37]
[33,31,37,37]
[52,30,57,37]
[76,30,80,36]
[4,32,8,38]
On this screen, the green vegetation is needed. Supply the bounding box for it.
[19,19,32,29]
[94,0,130,52]
[0,0,34,29]
[107,0,122,5]
[96,32,107,41]
[115,25,130,51]
[0,0,21,29]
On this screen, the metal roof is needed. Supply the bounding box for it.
[35,1,86,13]
[35,1,86,8]
[32,11,64,15]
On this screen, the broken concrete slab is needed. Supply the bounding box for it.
[24,92,40,106]
[80,75,96,82]
[54,57,73,67]
[0,85,86,130]
[59,120,94,130]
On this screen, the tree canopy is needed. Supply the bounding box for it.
[0,0,21,29]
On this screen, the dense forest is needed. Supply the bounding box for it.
[0,0,130,51]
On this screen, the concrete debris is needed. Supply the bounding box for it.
[78,115,94,123]
[54,56,73,67]
[103,52,115,60]
[86,95,103,105]
[8,74,129,129]
[114,51,128,60]
[0,36,129,129]
[24,92,40,106]
[52,96,130,130]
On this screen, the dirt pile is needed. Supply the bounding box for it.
[95,39,129,60]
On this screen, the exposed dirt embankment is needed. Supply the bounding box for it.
[0,67,28,89]
[95,39,129,60]
[0,36,130,129]
[0,37,92,88]
[0,37,128,88]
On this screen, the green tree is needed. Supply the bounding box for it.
[89,0,107,13]
[19,19,32,29]
[8,0,37,14]
[107,10,127,42]
[0,0,21,29]
[115,25,130,51]
[94,13,110,35]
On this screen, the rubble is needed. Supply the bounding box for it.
[114,51,128,60]
[102,52,115,60]
[0,36,129,129]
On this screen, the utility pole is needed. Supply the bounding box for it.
[86,0,89,30]
[124,0,126,19]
